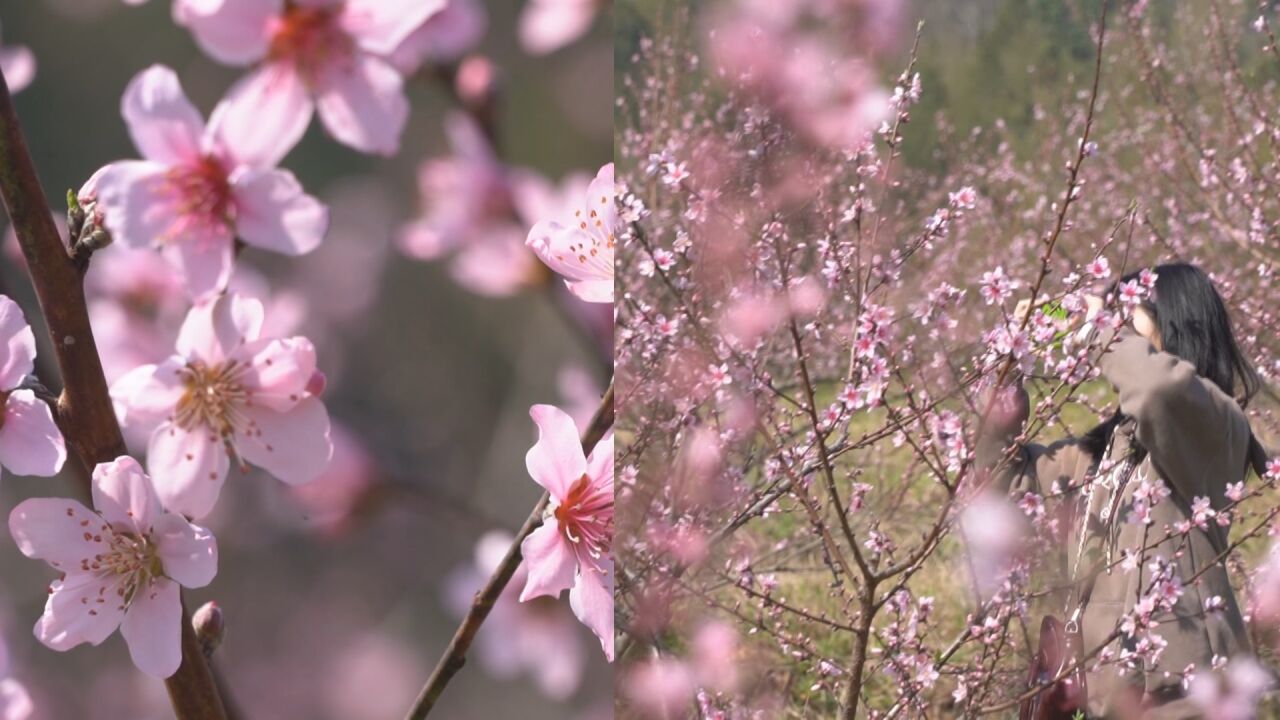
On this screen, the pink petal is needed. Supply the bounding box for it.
[176,293,264,364]
[121,65,205,166]
[566,277,614,304]
[341,0,447,55]
[0,390,67,478]
[120,578,181,678]
[525,404,586,501]
[314,54,408,156]
[387,0,488,73]
[110,358,187,433]
[8,498,104,570]
[569,558,614,660]
[234,398,332,485]
[91,160,183,251]
[519,0,596,55]
[151,514,217,588]
[160,223,235,301]
[586,164,616,229]
[36,572,128,651]
[0,45,35,94]
[174,0,279,66]
[518,521,575,601]
[237,337,316,413]
[147,422,230,520]
[0,295,36,390]
[208,63,312,169]
[525,221,606,284]
[231,168,328,256]
[91,456,162,535]
[585,432,613,492]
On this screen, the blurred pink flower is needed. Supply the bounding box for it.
[8,456,217,678]
[111,293,333,519]
[445,531,586,698]
[519,404,614,660]
[388,0,487,72]
[176,0,445,155]
[84,65,328,300]
[287,422,375,536]
[623,658,695,718]
[526,163,616,303]
[1187,657,1272,720]
[0,27,34,94]
[692,621,740,693]
[519,0,599,55]
[397,112,549,297]
[0,635,32,720]
[0,295,66,479]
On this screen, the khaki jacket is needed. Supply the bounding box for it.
[978,328,1252,717]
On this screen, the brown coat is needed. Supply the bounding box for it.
[978,328,1252,717]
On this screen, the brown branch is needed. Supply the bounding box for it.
[0,69,227,720]
[405,380,616,720]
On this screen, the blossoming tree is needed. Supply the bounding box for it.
[615,0,1279,717]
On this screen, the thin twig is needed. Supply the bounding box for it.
[405,380,616,719]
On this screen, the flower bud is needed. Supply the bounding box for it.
[306,369,327,398]
[192,601,225,657]
[456,55,499,108]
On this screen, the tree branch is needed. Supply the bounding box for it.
[405,380,615,720]
[0,68,228,720]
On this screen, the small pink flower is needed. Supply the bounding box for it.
[519,0,599,56]
[111,293,333,519]
[7,456,217,678]
[0,295,66,479]
[176,0,446,155]
[1086,256,1111,279]
[85,65,328,300]
[526,164,616,303]
[978,266,1017,305]
[519,404,614,660]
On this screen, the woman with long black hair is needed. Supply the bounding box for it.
[978,262,1269,718]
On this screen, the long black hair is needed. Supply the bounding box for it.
[1082,262,1268,476]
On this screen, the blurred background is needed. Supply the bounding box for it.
[0,1,613,718]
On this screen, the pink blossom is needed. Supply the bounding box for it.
[0,295,66,479]
[175,0,445,155]
[0,28,34,94]
[526,164,616,303]
[691,621,740,693]
[519,0,599,56]
[111,293,333,519]
[397,113,547,297]
[7,457,217,677]
[84,65,328,300]
[1085,256,1111,279]
[519,404,614,660]
[623,658,695,718]
[1187,657,1272,720]
[387,0,487,72]
[978,266,1017,305]
[445,531,586,699]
